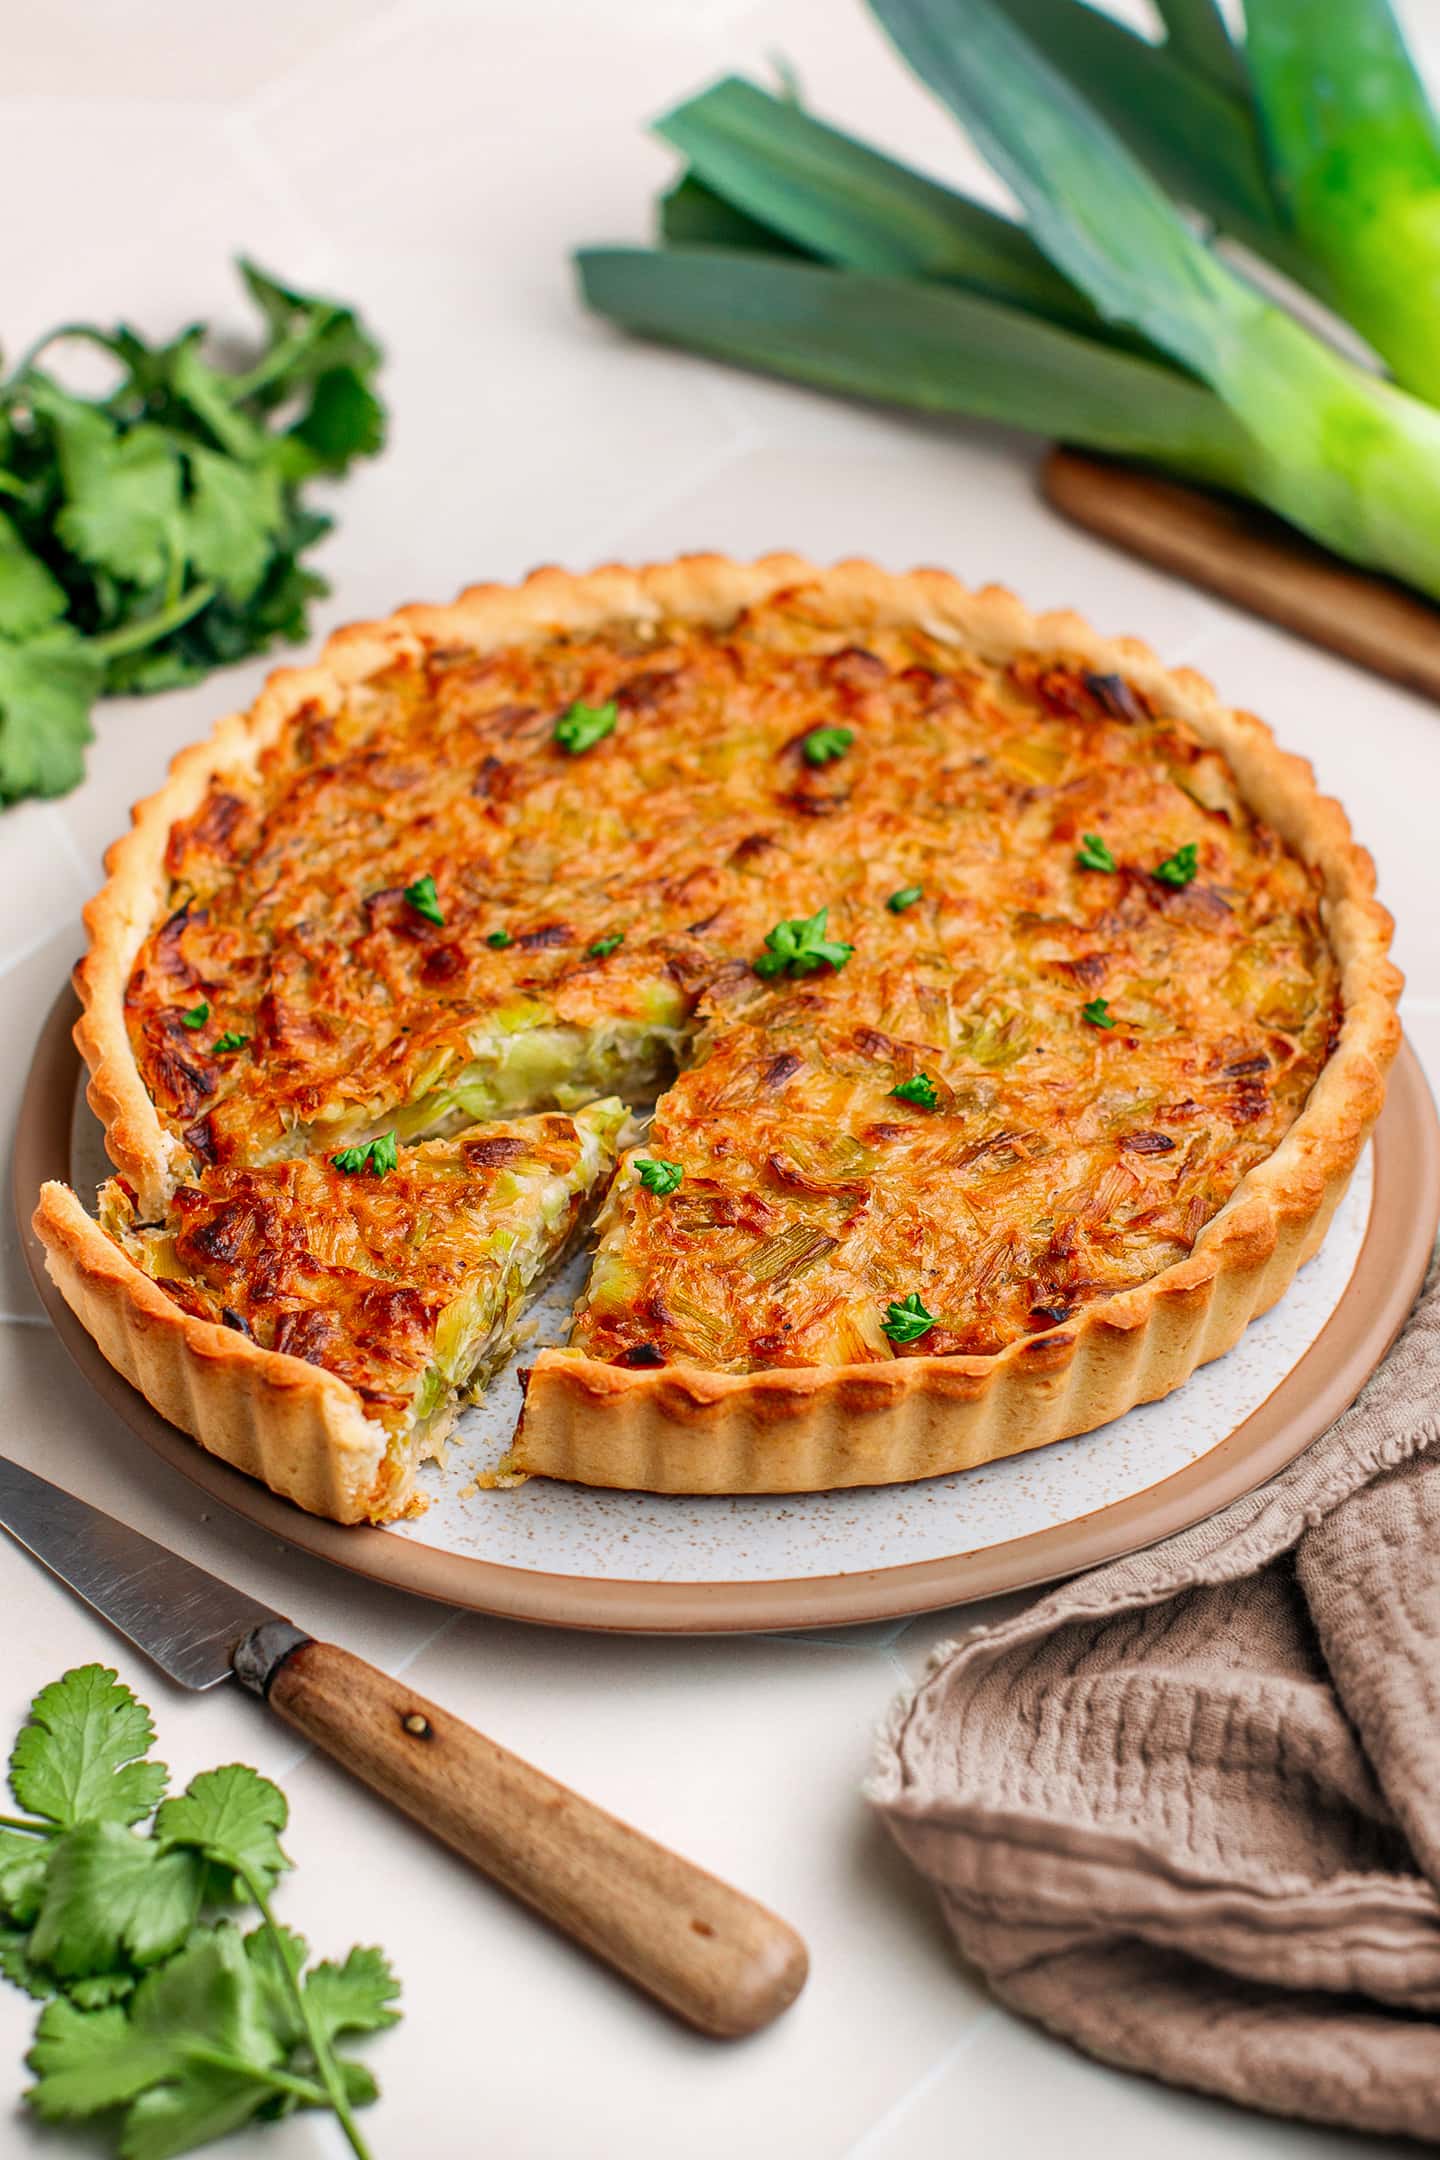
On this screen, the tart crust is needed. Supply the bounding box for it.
[38,556,1401,1517]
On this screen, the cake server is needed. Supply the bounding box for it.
[0,1454,807,2037]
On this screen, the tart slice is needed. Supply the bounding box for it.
[35,1100,627,1521]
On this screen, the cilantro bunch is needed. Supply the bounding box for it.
[0,260,386,808]
[0,1665,400,2158]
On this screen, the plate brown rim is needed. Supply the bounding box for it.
[15,985,1440,1634]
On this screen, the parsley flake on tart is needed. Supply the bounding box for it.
[35,556,1400,1520]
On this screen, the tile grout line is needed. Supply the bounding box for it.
[840,2006,1005,2160]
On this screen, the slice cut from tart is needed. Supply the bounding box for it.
[35,1100,627,1521]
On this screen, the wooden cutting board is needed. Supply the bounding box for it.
[1042,447,1440,702]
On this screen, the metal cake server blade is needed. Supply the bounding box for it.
[0,1454,807,2037]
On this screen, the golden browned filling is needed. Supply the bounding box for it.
[119,585,1340,1373]
[104,1103,625,1434]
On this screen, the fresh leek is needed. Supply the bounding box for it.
[577,0,1440,605]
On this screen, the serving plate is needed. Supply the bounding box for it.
[15,986,1440,1633]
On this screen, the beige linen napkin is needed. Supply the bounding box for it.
[870,1256,1440,2141]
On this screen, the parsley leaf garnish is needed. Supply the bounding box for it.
[554,699,617,754]
[0,263,386,807]
[891,1073,939,1110]
[2,1664,400,2157]
[1082,997,1117,1030]
[753,906,854,979]
[588,932,624,957]
[402,873,443,926]
[485,928,512,949]
[1153,841,1199,888]
[635,1157,684,1196]
[178,1001,209,1031]
[886,885,923,913]
[330,1131,399,1178]
[210,1031,249,1056]
[882,1292,937,1344]
[1075,832,1116,873]
[801,724,853,766]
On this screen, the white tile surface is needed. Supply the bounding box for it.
[2,2,1437,2155]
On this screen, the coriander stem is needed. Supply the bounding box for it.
[0,1814,53,1838]
[237,1864,373,2160]
[184,2041,327,2107]
[90,580,216,661]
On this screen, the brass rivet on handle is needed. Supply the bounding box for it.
[402,1711,432,1738]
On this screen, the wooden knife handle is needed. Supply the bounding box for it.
[265,1638,808,2038]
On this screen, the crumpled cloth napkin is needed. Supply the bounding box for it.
[869,1255,1440,2142]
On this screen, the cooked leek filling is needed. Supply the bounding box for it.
[106,1102,626,1451]
[121,586,1340,1382]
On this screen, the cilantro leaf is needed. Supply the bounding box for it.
[554,698,617,754]
[891,1072,939,1110]
[402,872,444,926]
[286,367,387,477]
[486,928,512,949]
[182,446,281,602]
[0,1830,51,1927]
[0,511,67,637]
[1082,996,1117,1030]
[9,1667,167,1830]
[155,1766,290,1898]
[886,884,923,913]
[753,906,854,979]
[179,1001,209,1030]
[210,1031,248,1056]
[588,931,624,957]
[635,1157,684,1196]
[26,1822,201,1978]
[1153,841,1199,888]
[300,1945,402,2046]
[1076,832,1116,873]
[801,724,853,766]
[0,1928,54,2002]
[50,412,183,589]
[882,1292,937,1344]
[330,1131,398,1178]
[0,630,103,804]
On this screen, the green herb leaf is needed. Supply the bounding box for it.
[0,512,68,638]
[486,928,513,949]
[882,1291,936,1343]
[402,872,444,926]
[179,1002,209,1030]
[209,1031,249,1056]
[588,931,625,957]
[801,724,854,765]
[154,1766,289,1899]
[886,884,923,912]
[181,447,282,604]
[554,698,618,754]
[1152,841,1199,887]
[635,1157,684,1196]
[1075,832,1116,873]
[330,1131,399,1178]
[49,411,183,590]
[9,1668,167,1832]
[891,1072,939,1109]
[26,1822,202,1979]
[753,905,855,978]
[300,1945,403,2046]
[0,630,103,806]
[1082,996,1117,1029]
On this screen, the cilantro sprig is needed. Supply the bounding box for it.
[635,1157,684,1196]
[330,1132,399,1178]
[0,1665,400,2158]
[0,260,386,808]
[801,725,853,766]
[753,906,854,979]
[402,873,443,926]
[1075,832,1116,873]
[553,699,617,754]
[1152,841,1199,888]
[882,1292,937,1344]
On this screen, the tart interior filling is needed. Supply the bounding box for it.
[111,581,1340,1424]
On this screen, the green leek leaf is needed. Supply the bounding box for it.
[1245,0,1440,402]
[578,245,1249,483]
[660,172,808,257]
[656,76,1101,332]
[1154,0,1247,97]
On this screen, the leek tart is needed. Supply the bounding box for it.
[36,557,1400,1518]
